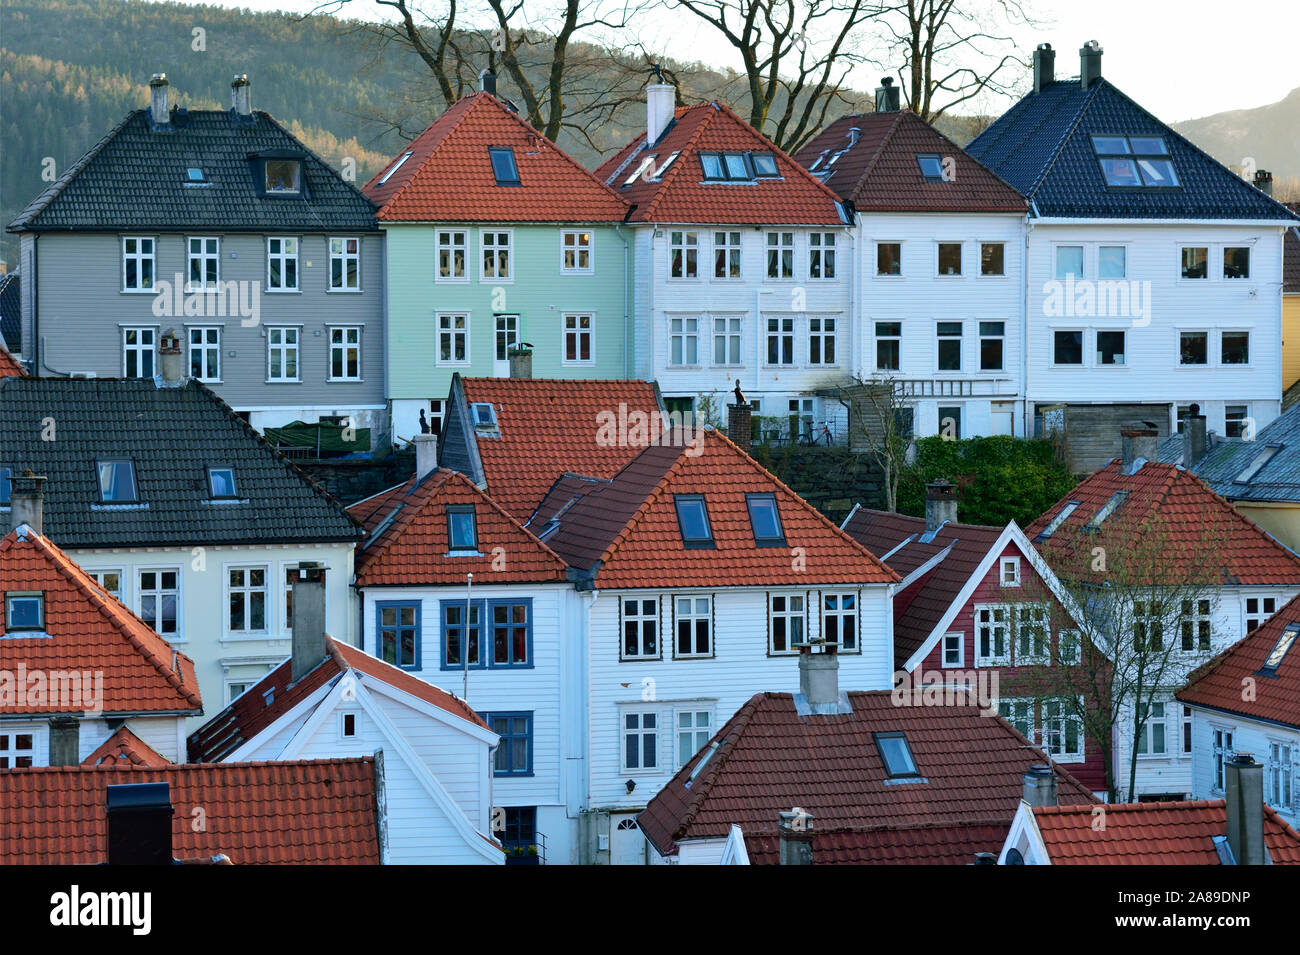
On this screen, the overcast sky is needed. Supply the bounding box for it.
[182,0,1298,121]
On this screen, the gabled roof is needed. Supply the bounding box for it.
[638,689,1097,861]
[0,378,362,549]
[0,525,201,716]
[595,101,846,224]
[82,727,171,768]
[1027,800,1300,864]
[187,636,486,763]
[1160,405,1300,503]
[444,376,665,520]
[793,111,1026,213]
[538,429,899,589]
[1177,589,1300,728]
[362,92,629,223]
[8,109,377,233]
[967,78,1298,221]
[348,468,568,587]
[0,758,382,864]
[1025,459,1300,586]
[746,822,1013,865]
[0,273,18,355]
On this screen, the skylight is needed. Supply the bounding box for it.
[471,402,499,432]
[489,147,520,186]
[1036,500,1081,541]
[185,167,208,184]
[916,153,945,182]
[4,593,44,632]
[378,151,413,185]
[208,466,238,499]
[750,152,779,177]
[1085,490,1129,531]
[873,732,920,779]
[96,460,138,504]
[624,155,656,185]
[447,505,478,552]
[1092,135,1179,188]
[809,149,829,172]
[673,494,714,549]
[654,151,681,177]
[0,466,10,505]
[1234,445,1281,485]
[1261,623,1298,673]
[746,493,785,547]
[698,151,775,183]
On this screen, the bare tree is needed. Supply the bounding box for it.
[844,377,912,512]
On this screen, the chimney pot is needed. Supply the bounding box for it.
[797,644,840,706]
[480,69,497,95]
[1032,42,1055,93]
[231,74,252,117]
[1254,170,1273,196]
[1079,40,1103,88]
[1022,764,1059,808]
[646,82,675,147]
[1120,421,1159,471]
[290,563,327,684]
[1225,752,1266,865]
[149,72,170,126]
[106,782,174,865]
[159,329,185,385]
[925,480,957,531]
[507,343,533,380]
[10,474,46,535]
[874,76,900,113]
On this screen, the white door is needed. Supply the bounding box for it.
[494,314,519,377]
[992,403,1014,436]
[610,815,646,865]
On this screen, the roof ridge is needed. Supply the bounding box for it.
[1171,465,1300,571]
[592,440,693,565]
[330,637,484,727]
[1028,80,1103,200]
[671,693,764,840]
[373,94,483,214]
[849,110,905,195]
[640,104,720,222]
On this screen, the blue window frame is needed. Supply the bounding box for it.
[441,599,483,669]
[447,505,478,553]
[489,600,533,667]
[376,601,421,670]
[442,598,533,669]
[0,467,10,505]
[483,711,533,776]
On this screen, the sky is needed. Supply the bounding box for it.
[174,0,1298,121]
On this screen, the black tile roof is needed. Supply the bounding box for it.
[0,273,17,352]
[0,377,363,548]
[8,109,378,233]
[967,78,1299,222]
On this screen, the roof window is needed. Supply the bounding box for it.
[96,460,138,504]
[1085,490,1129,531]
[674,494,715,549]
[378,151,412,184]
[489,147,520,186]
[873,731,921,779]
[625,155,657,185]
[208,466,238,499]
[4,593,44,632]
[1092,135,1179,188]
[916,153,945,182]
[447,505,478,552]
[1036,500,1081,541]
[1234,445,1281,485]
[746,493,785,547]
[470,401,499,434]
[1260,623,1299,674]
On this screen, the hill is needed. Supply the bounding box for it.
[1171,87,1300,196]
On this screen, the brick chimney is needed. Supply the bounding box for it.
[106,782,174,865]
[10,474,45,535]
[778,808,813,865]
[1254,170,1273,197]
[508,343,533,379]
[1079,40,1103,88]
[231,74,252,117]
[1022,765,1058,808]
[1225,753,1266,865]
[874,76,900,113]
[1120,421,1158,472]
[149,73,170,126]
[727,381,752,452]
[1186,403,1207,465]
[1032,43,1055,93]
[290,563,327,684]
[159,329,184,385]
[925,480,957,531]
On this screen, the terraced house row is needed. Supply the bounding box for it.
[6,41,1295,467]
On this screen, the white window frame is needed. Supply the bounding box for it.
[1054,243,1085,281]
[823,592,858,652]
[979,241,1006,277]
[137,567,182,640]
[329,237,362,291]
[266,236,300,292]
[1013,603,1050,666]
[266,326,301,382]
[673,594,712,659]
[979,321,1006,372]
[1212,725,1236,792]
[808,232,836,279]
[621,709,661,774]
[494,314,520,363]
[1135,698,1170,757]
[563,313,594,365]
[712,230,742,280]
[670,231,699,280]
[1052,329,1085,367]
[808,316,837,366]
[974,603,1010,667]
[1246,595,1278,633]
[676,707,714,769]
[942,631,964,668]
[875,240,903,277]
[1179,598,1212,653]
[1179,245,1210,281]
[620,596,660,660]
[936,240,963,277]
[1267,739,1296,813]
[437,230,468,283]
[86,567,125,602]
[0,726,43,769]
[712,315,743,366]
[188,325,221,382]
[225,679,256,706]
[1098,244,1127,279]
[766,231,795,279]
[999,698,1033,739]
[768,592,807,655]
[766,316,795,366]
[481,230,513,282]
[226,564,270,637]
[874,321,902,371]
[437,313,470,366]
[187,236,220,292]
[669,315,699,367]
[1220,329,1251,368]
[122,236,156,292]
[328,325,363,381]
[121,326,158,379]
[561,230,593,274]
[936,320,963,373]
[1000,556,1021,587]
[1041,698,1085,762]
[1095,328,1127,367]
[1058,630,1081,666]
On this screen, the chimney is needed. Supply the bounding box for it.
[1079,40,1103,88]
[797,644,839,702]
[646,81,675,147]
[874,76,900,113]
[1032,42,1055,93]
[159,329,184,385]
[1022,765,1058,808]
[149,73,170,126]
[1254,169,1273,197]
[10,474,45,535]
[1186,403,1207,465]
[413,433,438,480]
[290,563,327,684]
[479,68,497,95]
[106,782,174,865]
[1120,420,1158,471]
[48,717,79,766]
[508,342,533,379]
[231,74,252,117]
[727,382,752,452]
[1225,753,1266,865]
[972,851,998,865]
[925,480,957,531]
[778,808,813,865]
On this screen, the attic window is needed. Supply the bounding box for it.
[96,460,138,504]
[655,151,681,177]
[917,154,945,182]
[378,151,412,185]
[1085,490,1129,531]
[873,732,921,779]
[700,153,725,180]
[470,402,499,432]
[1092,135,1179,188]
[489,147,520,186]
[1036,500,1081,541]
[750,152,779,177]
[1234,445,1281,484]
[698,152,771,183]
[208,466,238,499]
[265,159,301,193]
[625,156,657,185]
[746,493,785,547]
[4,593,44,632]
[673,494,714,549]
[1261,623,1299,674]
[809,150,829,172]
[185,167,209,184]
[447,505,478,552]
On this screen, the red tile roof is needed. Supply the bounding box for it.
[1177,589,1300,726]
[0,526,202,715]
[187,636,486,762]
[793,111,1027,213]
[540,429,899,588]
[0,344,21,378]
[0,758,381,864]
[81,726,171,768]
[349,469,568,587]
[1031,800,1300,864]
[458,376,665,520]
[1026,459,1300,586]
[746,822,1012,865]
[637,689,1097,860]
[595,101,845,224]
[363,92,629,222]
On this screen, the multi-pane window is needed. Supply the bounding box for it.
[437,230,467,280]
[937,242,962,275]
[122,327,156,378]
[769,594,805,653]
[329,237,361,290]
[495,314,519,362]
[808,317,836,365]
[1181,247,1208,279]
[499,807,537,851]
[188,237,220,291]
[1136,699,1168,755]
[1224,247,1250,279]
[1096,330,1125,365]
[943,632,963,667]
[438,314,469,364]
[490,602,530,666]
[670,316,698,365]
[1132,600,1165,652]
[1226,405,1249,439]
[713,316,742,365]
[189,327,221,381]
[1267,741,1295,812]
[675,596,711,657]
[267,327,300,381]
[877,242,902,275]
[623,711,658,772]
[228,566,268,634]
[0,732,35,769]
[488,713,532,776]
[979,321,1005,371]
[442,602,480,667]
[975,604,1009,665]
[622,597,659,658]
[677,710,712,768]
[875,321,901,371]
[767,232,794,278]
[267,237,299,290]
[1182,705,1194,755]
[980,243,1004,276]
[379,602,420,669]
[767,317,794,365]
[138,569,179,637]
[1222,331,1250,365]
[1055,245,1083,280]
[713,231,741,279]
[564,314,593,363]
[122,237,155,290]
[999,699,1032,739]
[482,231,512,279]
[1246,596,1277,632]
[1180,599,1211,651]
[329,326,362,381]
[88,569,123,601]
[937,322,962,371]
[809,233,835,278]
[1058,630,1080,665]
[561,231,593,273]
[670,231,698,278]
[1042,699,1083,758]
[1212,727,1235,791]
[1014,604,1049,664]
[824,593,857,651]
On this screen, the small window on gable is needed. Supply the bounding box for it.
[750,152,779,177]
[341,712,357,738]
[916,154,945,182]
[489,147,520,186]
[471,402,499,433]
[1036,501,1080,541]
[265,159,301,193]
[447,506,478,553]
[5,593,44,632]
[1086,490,1129,531]
[746,493,785,546]
[97,460,138,503]
[674,494,714,549]
[874,732,920,779]
[208,466,237,499]
[1261,623,1299,674]
[1000,557,1021,587]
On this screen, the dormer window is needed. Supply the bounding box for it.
[489,147,520,186]
[471,402,499,433]
[746,493,785,547]
[674,494,714,549]
[4,593,44,632]
[1092,135,1178,188]
[265,159,301,193]
[874,732,921,779]
[208,466,238,499]
[1261,624,1298,674]
[916,154,945,182]
[96,460,138,504]
[447,505,478,552]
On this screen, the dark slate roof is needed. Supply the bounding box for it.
[8,109,378,233]
[0,377,363,548]
[1159,404,1300,504]
[0,273,18,352]
[1285,227,1300,294]
[967,78,1299,221]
